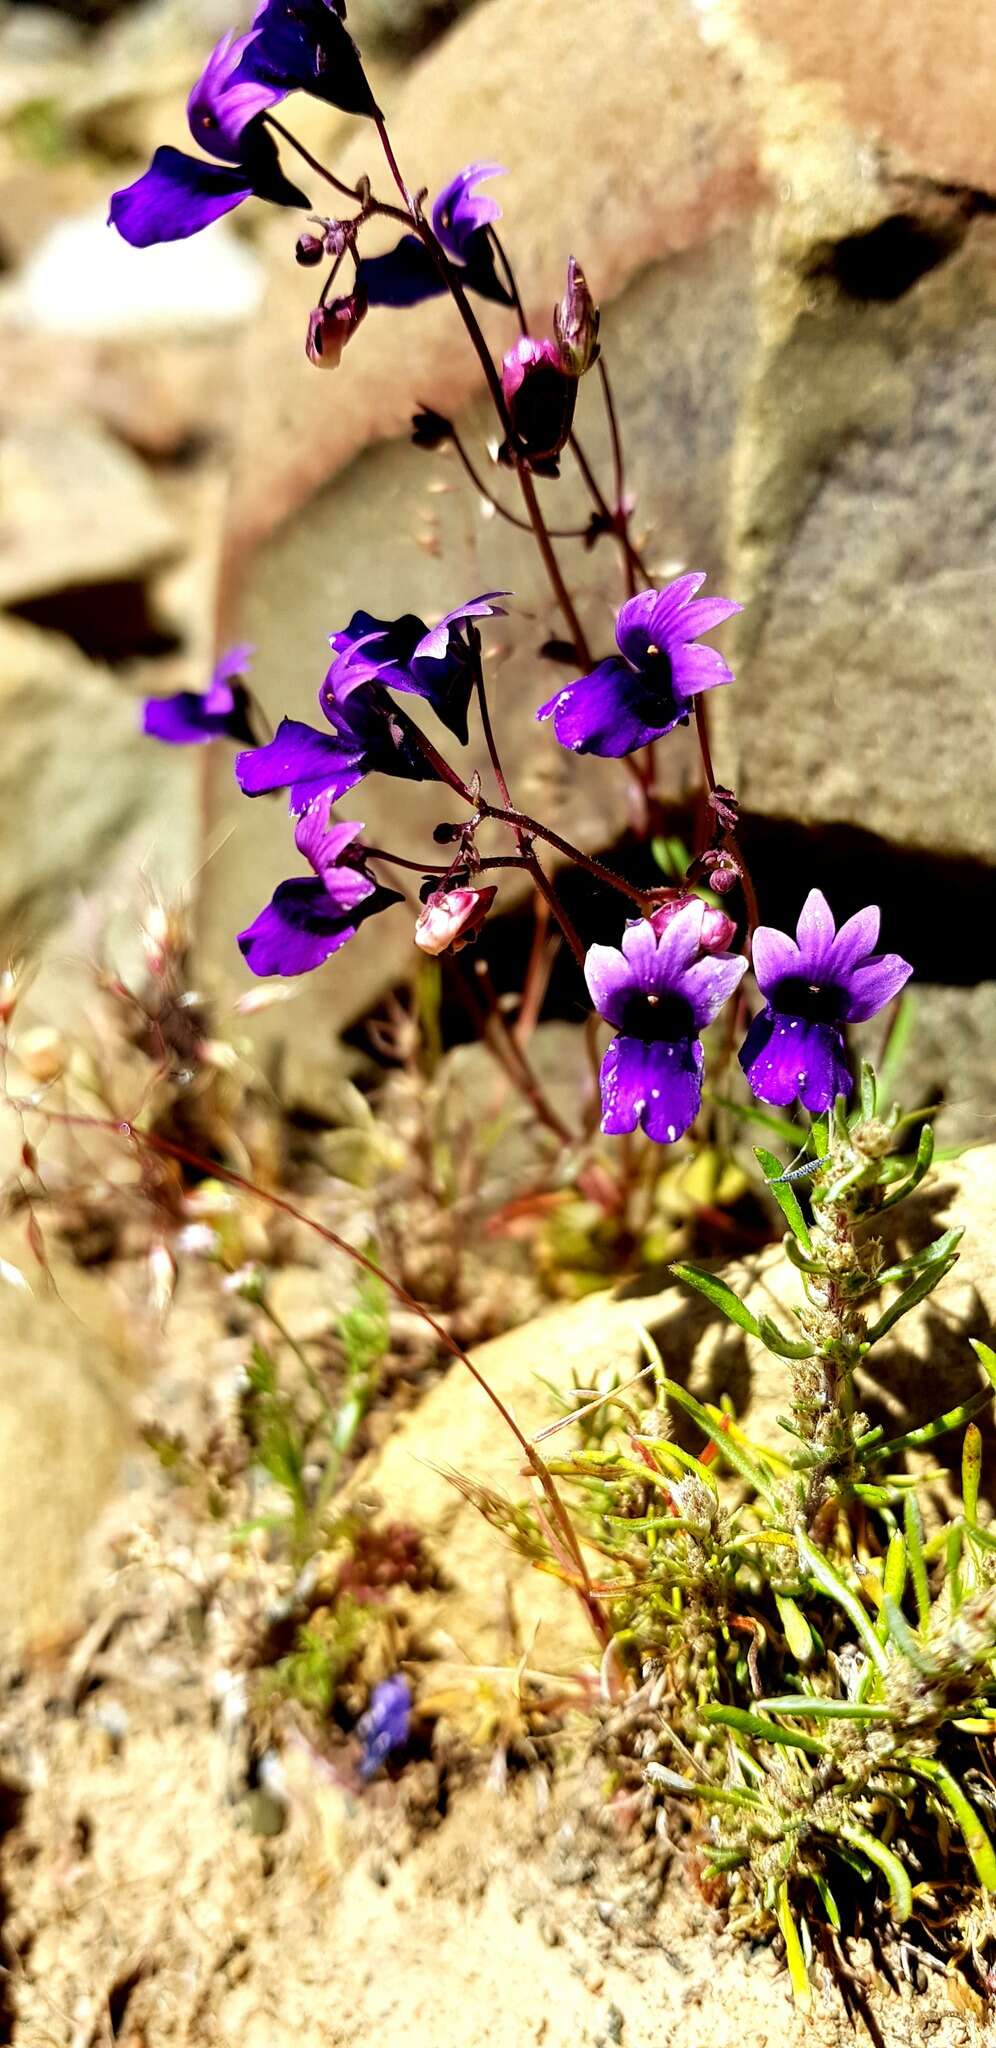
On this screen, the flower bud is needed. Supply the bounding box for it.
[554,257,600,377]
[500,337,578,474]
[295,232,325,267]
[414,885,497,957]
[305,285,368,370]
[649,895,737,953]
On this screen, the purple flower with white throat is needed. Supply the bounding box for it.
[537,575,741,758]
[358,164,510,309]
[585,902,747,1145]
[739,891,913,1112]
[238,808,401,977]
[143,645,258,746]
[233,0,379,118]
[235,647,437,813]
[108,29,306,247]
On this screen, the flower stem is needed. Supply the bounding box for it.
[265,116,367,203]
[479,800,658,908]
[446,423,589,539]
[472,651,587,968]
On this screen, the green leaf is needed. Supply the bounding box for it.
[812,1872,841,1931]
[911,1760,996,1891]
[645,1763,763,1808]
[877,1123,934,1213]
[776,1594,815,1664]
[783,1236,828,1277]
[754,1147,813,1254]
[859,1385,993,1462]
[702,1704,825,1757]
[876,1534,907,1645]
[876,1227,964,1288]
[876,991,917,1105]
[882,1595,938,1675]
[963,1423,983,1524]
[838,1825,912,1921]
[904,1492,931,1631]
[776,1883,812,2010]
[971,1337,996,1392]
[796,1529,889,1675]
[670,1263,763,1339]
[864,1253,959,1346]
[756,1313,816,1361]
[859,1062,877,1122]
[705,1094,807,1147]
[758,1696,894,1721]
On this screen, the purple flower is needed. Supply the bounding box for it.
[585,902,747,1145]
[328,592,507,744]
[537,575,742,758]
[357,1674,412,1780]
[109,30,306,247]
[358,164,510,309]
[233,0,379,119]
[143,645,258,746]
[501,336,578,474]
[235,642,440,812]
[238,808,401,977]
[739,890,913,1113]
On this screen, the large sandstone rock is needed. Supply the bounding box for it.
[353,1145,996,1668]
[0,415,177,607]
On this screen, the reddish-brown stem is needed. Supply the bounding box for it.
[469,957,577,1147]
[692,695,759,937]
[516,465,594,665]
[473,659,588,969]
[18,1101,606,1637]
[445,423,589,539]
[478,800,659,909]
[265,116,367,203]
[488,227,528,333]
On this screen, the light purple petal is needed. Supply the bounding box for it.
[739,1012,851,1113]
[109,147,252,247]
[826,904,881,978]
[842,953,913,1024]
[677,950,748,1031]
[599,1036,703,1143]
[584,942,636,1027]
[413,591,508,665]
[676,595,743,638]
[207,643,254,701]
[648,574,707,644]
[293,808,373,909]
[644,898,705,983]
[432,163,506,260]
[750,924,801,995]
[187,29,284,160]
[614,590,660,665]
[619,916,670,990]
[670,641,735,700]
[794,889,838,975]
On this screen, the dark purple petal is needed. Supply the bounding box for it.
[109,148,254,246]
[235,717,365,810]
[647,574,708,643]
[143,681,256,746]
[235,0,380,118]
[320,676,437,785]
[599,1035,703,1144]
[357,1675,411,1780]
[739,1010,852,1113]
[669,640,735,701]
[613,589,661,667]
[537,657,683,757]
[842,953,913,1023]
[358,235,446,308]
[238,872,401,977]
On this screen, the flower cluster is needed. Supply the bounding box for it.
[126,5,913,1147]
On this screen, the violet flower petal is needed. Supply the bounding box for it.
[235,0,380,118]
[842,953,914,1023]
[739,1011,852,1113]
[599,1035,703,1143]
[235,717,365,810]
[109,148,255,246]
[537,658,680,756]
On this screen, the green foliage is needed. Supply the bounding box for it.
[494,1067,996,2002]
[264,1599,368,1715]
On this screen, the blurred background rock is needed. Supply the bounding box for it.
[0,0,994,1139]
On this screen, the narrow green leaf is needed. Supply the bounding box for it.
[876,1534,907,1645]
[796,1529,890,1675]
[903,1492,931,1630]
[876,1227,964,1288]
[971,1337,996,1392]
[882,1595,937,1674]
[705,1093,807,1147]
[860,1385,993,1462]
[963,1423,983,1524]
[809,1114,829,1160]
[783,1236,828,1277]
[859,1062,877,1122]
[776,1883,812,2010]
[878,1123,934,1213]
[702,1704,825,1756]
[754,1147,813,1254]
[776,1594,815,1664]
[838,1825,913,1921]
[670,1262,763,1339]
[757,1313,816,1361]
[758,1696,894,1721]
[946,1521,964,1613]
[876,990,917,1103]
[864,1255,959,1347]
[812,1872,842,1931]
[645,1763,762,1808]
[911,1760,996,1891]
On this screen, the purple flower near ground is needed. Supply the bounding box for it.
[537,575,742,758]
[357,1674,412,1780]
[358,164,510,309]
[238,809,401,977]
[739,890,913,1113]
[585,902,747,1144]
[327,593,507,744]
[233,0,379,119]
[108,29,307,247]
[142,645,258,746]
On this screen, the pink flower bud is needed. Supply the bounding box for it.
[553,257,600,377]
[500,337,578,473]
[414,886,497,957]
[305,286,367,370]
[649,894,737,953]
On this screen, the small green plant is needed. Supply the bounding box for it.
[486,1071,996,2004]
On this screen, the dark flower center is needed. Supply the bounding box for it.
[619,989,695,1042]
[769,975,848,1025]
[642,644,675,697]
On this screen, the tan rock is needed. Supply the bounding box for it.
[352,1145,996,1666]
[0,415,177,607]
